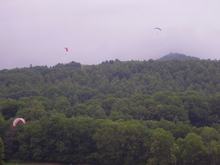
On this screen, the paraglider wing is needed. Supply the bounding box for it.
[64,47,68,52]
[155,27,162,31]
[13,118,26,126]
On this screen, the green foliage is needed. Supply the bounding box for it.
[93,120,149,165]
[0,137,4,165]
[178,133,206,164]
[148,128,174,165]
[53,96,71,114]
[0,114,6,138]
[2,59,220,164]
[0,99,21,120]
[45,86,62,99]
[16,100,47,121]
[205,140,220,165]
[2,59,220,101]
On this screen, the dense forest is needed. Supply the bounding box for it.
[1,58,220,165]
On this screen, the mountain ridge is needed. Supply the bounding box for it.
[157,53,200,61]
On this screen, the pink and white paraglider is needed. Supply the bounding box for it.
[64,47,68,55]
[64,47,68,52]
[13,118,26,126]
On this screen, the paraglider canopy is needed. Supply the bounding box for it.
[64,47,68,52]
[13,118,26,126]
[64,47,68,55]
[155,27,162,31]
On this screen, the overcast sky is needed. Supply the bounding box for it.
[1,0,220,69]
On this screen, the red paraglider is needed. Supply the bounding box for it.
[13,118,26,126]
[64,47,68,55]
[64,47,68,52]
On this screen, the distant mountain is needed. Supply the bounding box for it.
[157,53,200,60]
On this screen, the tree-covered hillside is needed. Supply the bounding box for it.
[157,53,200,60]
[1,59,220,99]
[1,59,220,165]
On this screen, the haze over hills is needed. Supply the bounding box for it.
[157,53,200,61]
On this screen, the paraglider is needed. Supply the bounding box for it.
[155,27,162,35]
[64,47,68,52]
[13,118,26,126]
[64,47,68,55]
[155,27,162,31]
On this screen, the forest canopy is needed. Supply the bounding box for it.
[1,58,220,165]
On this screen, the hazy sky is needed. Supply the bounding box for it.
[1,0,220,69]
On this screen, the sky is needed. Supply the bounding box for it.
[1,0,220,70]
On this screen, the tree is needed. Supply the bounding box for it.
[93,120,149,165]
[16,100,47,121]
[70,104,89,117]
[3,119,19,161]
[92,120,123,165]
[200,127,219,147]
[206,140,220,165]
[53,96,71,114]
[0,137,4,165]
[88,105,106,119]
[171,121,191,139]
[152,119,176,132]
[148,128,174,165]
[158,105,188,122]
[45,86,62,99]
[170,143,180,165]
[62,116,96,164]
[0,114,6,138]
[0,99,21,120]
[117,120,149,165]
[181,133,206,164]
[101,97,118,116]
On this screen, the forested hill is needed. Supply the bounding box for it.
[0,59,219,99]
[157,53,200,60]
[2,59,220,164]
